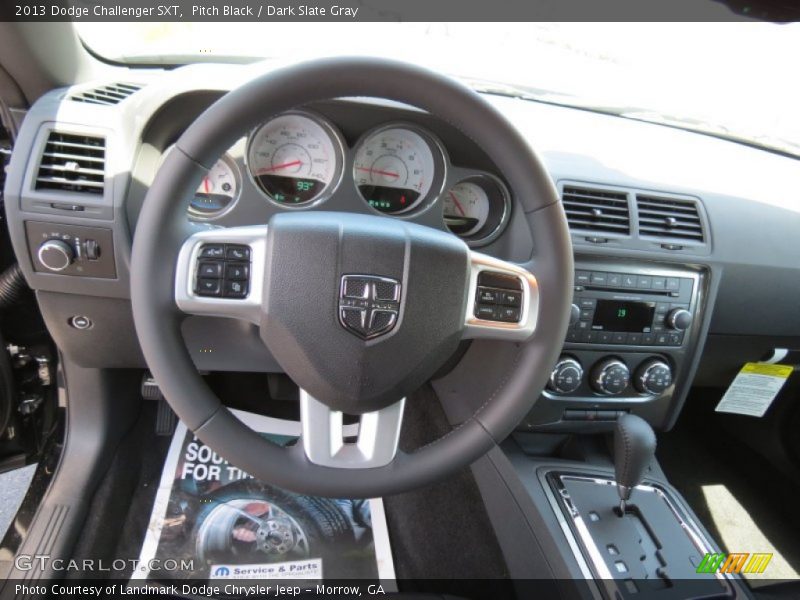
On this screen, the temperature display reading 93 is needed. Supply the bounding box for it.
[592,300,655,332]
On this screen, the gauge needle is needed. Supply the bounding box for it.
[258,159,303,174]
[356,166,400,179]
[202,177,211,194]
[448,191,466,217]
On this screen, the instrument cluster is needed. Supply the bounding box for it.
[186,110,512,247]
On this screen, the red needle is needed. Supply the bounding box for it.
[202,176,211,194]
[448,191,466,217]
[258,159,302,174]
[356,166,399,179]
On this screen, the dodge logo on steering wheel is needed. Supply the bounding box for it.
[338,275,401,339]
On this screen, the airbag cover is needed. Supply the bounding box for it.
[259,212,469,413]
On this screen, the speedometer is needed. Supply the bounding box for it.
[247,112,343,206]
[353,127,438,214]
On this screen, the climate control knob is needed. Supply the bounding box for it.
[548,357,583,394]
[635,359,673,395]
[666,308,692,331]
[37,239,75,272]
[590,358,630,395]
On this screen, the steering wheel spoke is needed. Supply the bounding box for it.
[299,389,405,469]
[174,225,268,324]
[463,251,539,341]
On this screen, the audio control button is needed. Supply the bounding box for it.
[666,308,693,331]
[590,272,607,285]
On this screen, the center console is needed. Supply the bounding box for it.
[522,259,707,431]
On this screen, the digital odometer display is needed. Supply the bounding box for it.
[592,300,655,332]
[248,113,341,205]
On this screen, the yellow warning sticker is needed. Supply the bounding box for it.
[716,362,793,417]
[740,363,793,378]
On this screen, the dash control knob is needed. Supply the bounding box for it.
[635,359,673,395]
[666,308,692,331]
[548,357,583,394]
[37,239,75,272]
[591,358,630,395]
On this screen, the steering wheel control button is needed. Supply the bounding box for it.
[498,290,522,307]
[69,315,93,330]
[549,357,584,394]
[194,243,253,299]
[223,279,248,298]
[225,264,249,280]
[198,261,223,278]
[478,287,499,304]
[473,270,524,324]
[196,278,222,296]
[199,244,225,258]
[635,359,673,395]
[498,306,521,322]
[591,358,631,395]
[476,304,498,320]
[226,245,251,261]
[338,275,401,339]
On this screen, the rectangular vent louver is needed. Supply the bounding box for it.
[562,185,630,235]
[636,195,704,243]
[69,82,142,106]
[35,132,105,195]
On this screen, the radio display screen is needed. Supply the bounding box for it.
[592,300,655,333]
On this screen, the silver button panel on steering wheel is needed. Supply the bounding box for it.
[175,225,268,324]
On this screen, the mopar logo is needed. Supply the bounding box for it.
[213,566,230,577]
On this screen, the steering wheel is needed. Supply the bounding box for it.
[131,57,572,498]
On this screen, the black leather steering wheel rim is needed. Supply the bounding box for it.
[131,57,573,498]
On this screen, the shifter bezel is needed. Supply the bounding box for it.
[545,472,736,599]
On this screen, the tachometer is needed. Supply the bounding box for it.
[189,155,239,219]
[353,127,438,214]
[247,112,342,206]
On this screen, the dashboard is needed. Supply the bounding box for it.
[4,61,800,433]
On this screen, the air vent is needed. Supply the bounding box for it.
[35,132,105,195]
[69,82,142,106]
[562,185,630,236]
[636,195,704,243]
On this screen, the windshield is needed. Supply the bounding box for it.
[77,22,800,158]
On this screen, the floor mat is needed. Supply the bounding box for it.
[67,391,509,591]
[658,417,800,585]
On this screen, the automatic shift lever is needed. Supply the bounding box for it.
[613,413,657,514]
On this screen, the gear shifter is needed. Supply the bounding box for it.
[613,413,656,515]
